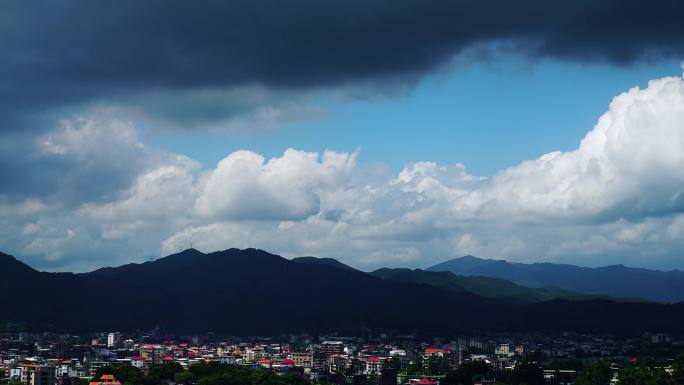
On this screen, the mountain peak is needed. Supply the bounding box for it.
[458,255,486,261]
[427,255,684,303]
[426,254,492,275]
[292,256,358,271]
[163,247,206,259]
[0,251,38,275]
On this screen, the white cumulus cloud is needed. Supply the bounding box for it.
[2,69,684,271]
[195,148,357,221]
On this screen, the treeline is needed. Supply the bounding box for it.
[91,353,684,385]
[94,362,309,385]
[574,354,684,385]
[441,361,544,385]
[440,353,684,385]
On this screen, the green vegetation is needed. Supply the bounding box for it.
[616,354,684,385]
[387,356,402,371]
[442,360,543,385]
[572,355,684,385]
[87,354,684,385]
[94,362,308,385]
[425,356,450,376]
[369,268,626,304]
[574,360,612,385]
[674,353,684,384]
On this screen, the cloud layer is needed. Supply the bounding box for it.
[2,69,684,271]
[2,0,684,130]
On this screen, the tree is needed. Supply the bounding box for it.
[618,362,673,385]
[443,361,491,385]
[426,355,449,376]
[546,359,584,372]
[175,371,194,385]
[92,365,143,384]
[388,356,402,372]
[575,361,612,385]
[149,362,183,381]
[406,354,424,376]
[673,353,684,385]
[509,361,544,385]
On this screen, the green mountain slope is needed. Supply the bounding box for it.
[370,267,625,304]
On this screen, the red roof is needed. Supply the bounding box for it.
[281,359,295,365]
[424,348,447,354]
[131,356,144,361]
[415,379,435,385]
[367,357,383,362]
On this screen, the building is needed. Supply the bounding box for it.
[140,345,165,365]
[130,356,145,369]
[364,357,384,375]
[290,352,313,369]
[409,378,435,385]
[90,374,122,385]
[107,334,116,348]
[320,341,344,355]
[88,362,108,378]
[514,345,524,356]
[423,348,447,359]
[495,344,512,357]
[218,355,236,365]
[18,364,56,385]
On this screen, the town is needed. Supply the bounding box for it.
[1,330,683,385]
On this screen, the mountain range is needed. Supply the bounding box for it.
[2,249,684,336]
[369,268,627,304]
[427,255,684,303]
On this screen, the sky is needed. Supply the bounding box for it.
[2,0,684,272]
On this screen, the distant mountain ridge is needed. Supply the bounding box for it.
[2,249,684,336]
[369,268,628,304]
[427,255,684,303]
[292,256,358,271]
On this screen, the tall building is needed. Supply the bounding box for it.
[18,364,55,385]
[320,341,344,355]
[364,357,384,375]
[140,345,165,365]
[107,333,116,348]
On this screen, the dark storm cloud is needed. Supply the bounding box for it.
[1,0,683,129]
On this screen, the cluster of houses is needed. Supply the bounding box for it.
[1,331,682,385]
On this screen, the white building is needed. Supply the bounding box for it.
[364,357,384,375]
[495,344,513,357]
[106,332,122,348]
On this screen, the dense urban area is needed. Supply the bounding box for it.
[1,329,683,385]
